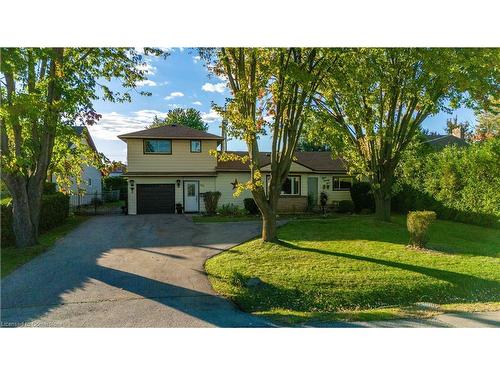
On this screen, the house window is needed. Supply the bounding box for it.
[333,176,352,191]
[144,139,172,154]
[281,176,301,195]
[190,140,201,153]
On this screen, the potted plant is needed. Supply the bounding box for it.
[175,203,183,214]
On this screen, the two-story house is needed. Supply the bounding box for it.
[118,124,352,215]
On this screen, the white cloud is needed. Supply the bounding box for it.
[164,91,184,100]
[193,55,201,63]
[135,79,157,87]
[192,101,202,106]
[202,82,226,93]
[201,109,222,123]
[167,104,183,109]
[88,110,168,141]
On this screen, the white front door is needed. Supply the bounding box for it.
[184,181,199,212]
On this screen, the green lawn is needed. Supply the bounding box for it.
[205,215,500,324]
[1,216,88,278]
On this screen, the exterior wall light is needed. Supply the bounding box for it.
[130,179,135,192]
[176,179,181,188]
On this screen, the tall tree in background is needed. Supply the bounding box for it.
[474,98,500,141]
[445,116,472,140]
[204,48,329,241]
[315,48,499,221]
[0,47,167,247]
[148,107,208,131]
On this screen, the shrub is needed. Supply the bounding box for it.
[244,198,259,215]
[2,192,70,246]
[350,182,374,213]
[39,193,70,232]
[43,182,57,194]
[218,203,244,216]
[337,200,355,213]
[203,191,221,216]
[103,176,128,200]
[407,210,436,248]
[319,191,328,213]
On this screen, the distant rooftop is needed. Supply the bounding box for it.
[118,124,224,141]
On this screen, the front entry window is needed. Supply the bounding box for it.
[187,183,196,196]
[281,176,300,195]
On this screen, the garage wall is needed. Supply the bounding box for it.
[127,176,216,215]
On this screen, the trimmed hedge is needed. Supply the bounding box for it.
[338,200,355,213]
[350,182,375,213]
[392,184,499,228]
[1,192,70,246]
[407,210,436,248]
[244,198,259,215]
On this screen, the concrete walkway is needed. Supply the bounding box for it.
[1,214,272,327]
[302,311,500,328]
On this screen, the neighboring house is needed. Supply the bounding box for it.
[108,166,127,177]
[52,126,102,205]
[118,124,352,215]
[423,127,469,150]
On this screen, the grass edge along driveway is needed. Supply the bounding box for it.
[1,216,89,278]
[205,215,500,325]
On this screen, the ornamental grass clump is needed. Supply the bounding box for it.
[407,210,437,248]
[203,191,221,216]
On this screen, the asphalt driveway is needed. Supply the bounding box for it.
[1,214,272,327]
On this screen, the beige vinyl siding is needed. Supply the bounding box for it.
[215,172,253,207]
[127,176,216,214]
[126,139,218,172]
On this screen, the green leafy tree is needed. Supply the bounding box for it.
[148,108,208,131]
[315,48,499,221]
[203,48,329,241]
[445,116,472,140]
[0,47,167,247]
[474,98,500,141]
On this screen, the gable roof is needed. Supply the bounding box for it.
[118,124,224,141]
[72,126,98,154]
[423,134,469,149]
[216,151,348,173]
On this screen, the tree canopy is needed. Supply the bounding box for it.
[0,47,167,246]
[148,107,208,131]
[313,48,500,221]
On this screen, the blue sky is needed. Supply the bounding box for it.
[89,49,477,162]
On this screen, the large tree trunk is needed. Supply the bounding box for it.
[261,208,277,242]
[373,189,392,222]
[5,177,39,247]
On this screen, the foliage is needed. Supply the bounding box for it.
[407,211,437,247]
[218,203,245,216]
[337,200,355,213]
[202,48,330,241]
[320,191,328,207]
[103,176,128,200]
[203,191,221,216]
[243,198,259,215]
[205,216,500,324]
[0,47,168,246]
[314,48,500,221]
[43,181,57,194]
[474,98,500,141]
[2,192,70,246]
[394,137,500,227]
[350,182,375,213]
[445,116,472,140]
[148,108,208,131]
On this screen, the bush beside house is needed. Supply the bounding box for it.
[350,182,375,213]
[244,198,259,215]
[1,192,70,247]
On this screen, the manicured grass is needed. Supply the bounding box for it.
[205,215,500,324]
[1,216,88,278]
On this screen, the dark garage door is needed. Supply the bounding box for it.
[137,184,175,214]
